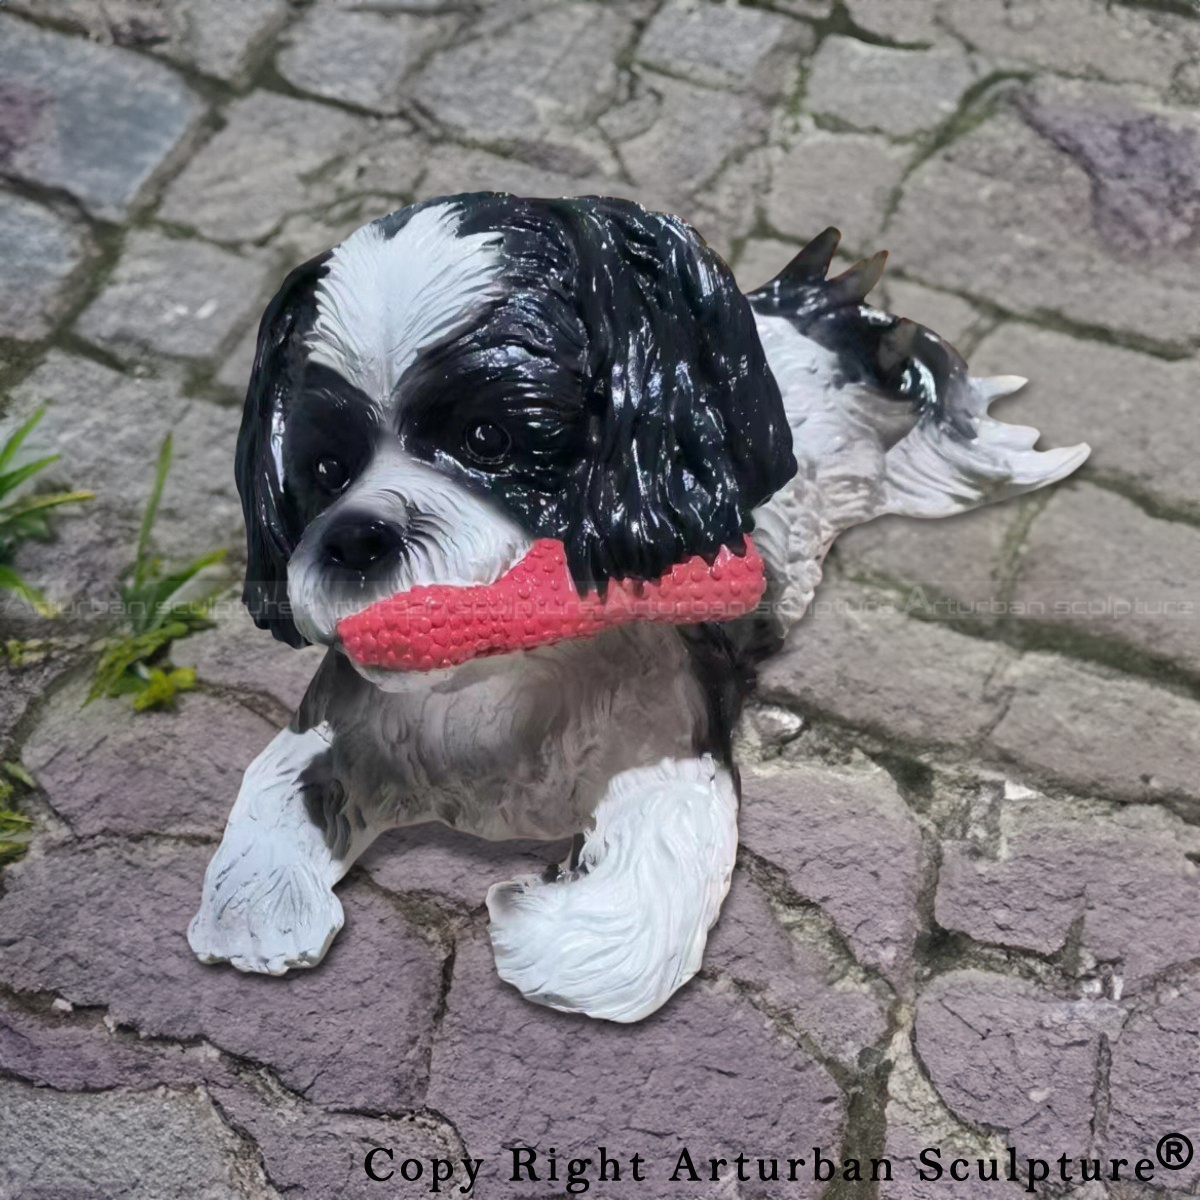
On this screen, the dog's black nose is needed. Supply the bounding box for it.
[322,517,403,573]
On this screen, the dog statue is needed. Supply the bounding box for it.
[188,195,1088,1022]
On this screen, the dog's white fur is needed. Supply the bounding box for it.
[189,723,349,975]
[307,205,506,410]
[487,756,739,1022]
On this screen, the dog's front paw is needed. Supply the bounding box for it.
[487,756,738,1023]
[188,846,344,975]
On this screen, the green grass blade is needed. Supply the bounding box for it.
[0,809,32,835]
[0,489,93,520]
[0,406,47,473]
[0,563,54,616]
[2,761,36,789]
[148,549,228,612]
[0,455,62,497]
[86,623,186,703]
[134,435,173,588]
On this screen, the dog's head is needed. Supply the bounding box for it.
[236,194,795,668]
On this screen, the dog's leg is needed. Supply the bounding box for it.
[188,722,378,975]
[486,755,738,1023]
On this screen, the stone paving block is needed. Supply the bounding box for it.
[843,0,946,46]
[426,927,845,1199]
[687,147,772,262]
[0,1076,271,1200]
[881,1121,1014,1200]
[309,130,426,216]
[887,104,1200,348]
[76,230,272,362]
[172,600,326,714]
[5,354,243,616]
[971,323,1200,516]
[941,0,1200,90]
[705,869,891,1066]
[215,320,263,396]
[596,77,664,145]
[214,1081,463,1200]
[619,74,771,211]
[0,648,75,746]
[733,237,799,291]
[880,278,981,352]
[5,0,289,84]
[410,3,630,175]
[773,0,833,16]
[831,503,1020,618]
[468,0,565,38]
[21,677,278,838]
[152,0,288,84]
[155,397,245,556]
[6,353,238,538]
[937,792,1200,987]
[1107,975,1200,1192]
[914,970,1125,1154]
[881,1028,1014,1200]
[805,37,980,138]
[267,201,405,282]
[1019,76,1200,262]
[636,0,810,96]
[1012,483,1200,674]
[278,5,463,115]
[158,93,414,244]
[397,0,492,8]
[361,822,571,908]
[739,759,926,992]
[416,144,611,205]
[0,15,202,222]
[988,652,1200,807]
[0,189,90,341]
[0,998,236,1092]
[766,127,910,253]
[758,581,1016,748]
[4,351,186,601]
[0,840,446,1113]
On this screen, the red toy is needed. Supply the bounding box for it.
[339,537,766,671]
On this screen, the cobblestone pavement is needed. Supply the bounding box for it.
[2,1,1199,1197]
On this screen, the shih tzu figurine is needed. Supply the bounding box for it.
[189,195,1088,1022]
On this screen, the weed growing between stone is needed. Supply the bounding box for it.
[0,406,93,615]
[0,761,35,865]
[87,434,227,712]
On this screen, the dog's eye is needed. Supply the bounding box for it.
[463,421,511,467]
[314,456,348,493]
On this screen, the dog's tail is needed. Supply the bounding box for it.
[746,228,1089,634]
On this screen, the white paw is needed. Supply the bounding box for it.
[487,756,738,1023]
[188,846,344,975]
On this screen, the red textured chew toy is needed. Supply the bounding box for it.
[338,537,766,671]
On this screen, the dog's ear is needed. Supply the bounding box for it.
[556,201,796,588]
[236,252,330,647]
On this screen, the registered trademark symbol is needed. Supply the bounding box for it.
[1156,1134,1194,1170]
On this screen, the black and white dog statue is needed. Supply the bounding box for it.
[189,195,1088,1022]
